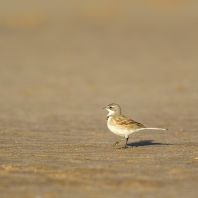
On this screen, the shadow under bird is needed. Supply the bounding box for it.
[102,103,168,148]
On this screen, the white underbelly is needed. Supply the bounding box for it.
[107,116,142,137]
[107,124,141,137]
[108,124,129,136]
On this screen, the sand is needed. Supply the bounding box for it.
[0,1,198,198]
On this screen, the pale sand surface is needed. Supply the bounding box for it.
[0,1,198,198]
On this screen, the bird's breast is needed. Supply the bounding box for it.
[107,116,129,136]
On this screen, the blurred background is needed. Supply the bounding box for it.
[1,2,198,197]
[0,0,198,122]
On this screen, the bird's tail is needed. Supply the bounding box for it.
[145,128,168,130]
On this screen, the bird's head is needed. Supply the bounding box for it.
[102,103,121,116]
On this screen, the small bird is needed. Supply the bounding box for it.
[103,103,168,148]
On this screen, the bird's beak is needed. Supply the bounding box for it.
[102,106,106,109]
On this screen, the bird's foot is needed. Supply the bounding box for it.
[117,146,129,149]
[112,141,120,146]
[123,145,129,149]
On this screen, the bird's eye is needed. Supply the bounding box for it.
[109,106,112,109]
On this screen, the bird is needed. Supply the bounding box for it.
[102,103,168,148]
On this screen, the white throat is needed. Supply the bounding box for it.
[107,109,115,116]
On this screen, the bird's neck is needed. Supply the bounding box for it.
[107,112,120,120]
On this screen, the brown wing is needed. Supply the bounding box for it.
[114,115,146,129]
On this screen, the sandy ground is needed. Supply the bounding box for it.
[0,1,198,198]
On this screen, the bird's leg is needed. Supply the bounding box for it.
[124,136,129,148]
[113,138,125,146]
